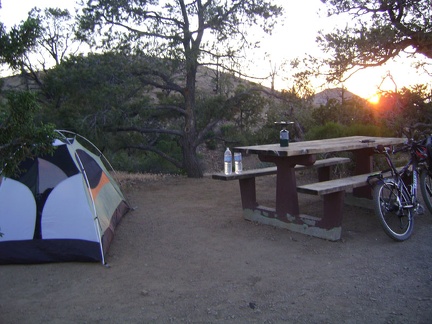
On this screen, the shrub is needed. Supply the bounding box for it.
[344,123,393,137]
[305,122,393,140]
[305,122,345,140]
[204,131,217,150]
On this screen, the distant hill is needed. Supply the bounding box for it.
[1,73,41,93]
[0,66,259,97]
[312,88,364,106]
[1,72,365,108]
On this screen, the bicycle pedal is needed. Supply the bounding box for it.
[415,204,425,215]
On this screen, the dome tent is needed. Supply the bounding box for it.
[0,131,129,264]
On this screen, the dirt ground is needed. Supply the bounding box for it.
[1,171,432,323]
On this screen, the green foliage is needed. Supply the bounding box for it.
[77,1,283,61]
[1,7,76,76]
[41,51,278,174]
[110,145,182,174]
[261,89,310,142]
[305,122,346,140]
[305,122,392,140]
[220,124,247,146]
[43,53,152,143]
[216,88,273,147]
[195,95,232,132]
[231,86,269,131]
[8,1,430,178]
[311,99,341,125]
[0,18,41,69]
[8,0,282,178]
[344,124,392,137]
[311,96,374,127]
[144,140,183,174]
[75,0,283,177]
[203,131,217,150]
[0,91,56,177]
[373,86,432,136]
[267,88,309,119]
[250,123,280,145]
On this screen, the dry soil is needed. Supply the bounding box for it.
[1,172,432,323]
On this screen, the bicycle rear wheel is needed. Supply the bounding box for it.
[373,179,413,241]
[420,169,432,215]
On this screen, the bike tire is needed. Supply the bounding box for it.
[420,169,432,215]
[373,178,414,241]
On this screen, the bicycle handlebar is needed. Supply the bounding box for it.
[375,138,426,155]
[375,145,388,153]
[402,124,432,140]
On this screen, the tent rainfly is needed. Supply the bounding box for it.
[0,132,129,264]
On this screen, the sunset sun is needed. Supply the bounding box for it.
[368,93,381,105]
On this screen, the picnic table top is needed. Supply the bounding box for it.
[234,136,405,157]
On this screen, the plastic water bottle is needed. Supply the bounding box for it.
[234,152,242,174]
[224,148,232,175]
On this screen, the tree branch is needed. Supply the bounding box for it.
[133,68,185,94]
[112,126,183,137]
[121,143,183,169]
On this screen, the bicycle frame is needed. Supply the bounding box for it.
[377,141,430,212]
[369,135,432,241]
[383,148,417,209]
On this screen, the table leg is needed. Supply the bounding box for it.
[352,148,374,198]
[258,154,316,217]
[276,165,299,215]
[322,191,344,229]
[317,166,330,182]
[238,177,257,210]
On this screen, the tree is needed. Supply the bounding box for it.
[318,0,432,82]
[77,0,283,178]
[42,52,270,173]
[374,85,432,136]
[43,52,182,171]
[0,17,41,72]
[28,8,81,67]
[0,7,79,88]
[0,7,57,178]
[0,91,56,177]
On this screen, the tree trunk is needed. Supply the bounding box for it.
[181,54,203,178]
[181,136,203,178]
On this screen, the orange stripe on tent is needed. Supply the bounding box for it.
[91,172,110,200]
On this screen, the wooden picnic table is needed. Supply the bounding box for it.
[233,136,406,240]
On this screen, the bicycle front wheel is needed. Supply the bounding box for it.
[373,179,414,241]
[420,169,432,215]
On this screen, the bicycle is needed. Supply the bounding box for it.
[368,135,432,241]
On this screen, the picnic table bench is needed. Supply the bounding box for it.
[212,156,351,182]
[213,136,406,241]
[212,157,350,215]
[296,171,381,238]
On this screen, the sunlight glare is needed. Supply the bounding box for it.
[368,93,380,105]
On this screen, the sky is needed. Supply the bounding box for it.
[0,0,430,100]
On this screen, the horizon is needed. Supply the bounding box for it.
[0,71,370,104]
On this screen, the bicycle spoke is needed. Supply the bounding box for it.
[420,170,432,215]
[373,179,413,241]
[426,182,432,197]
